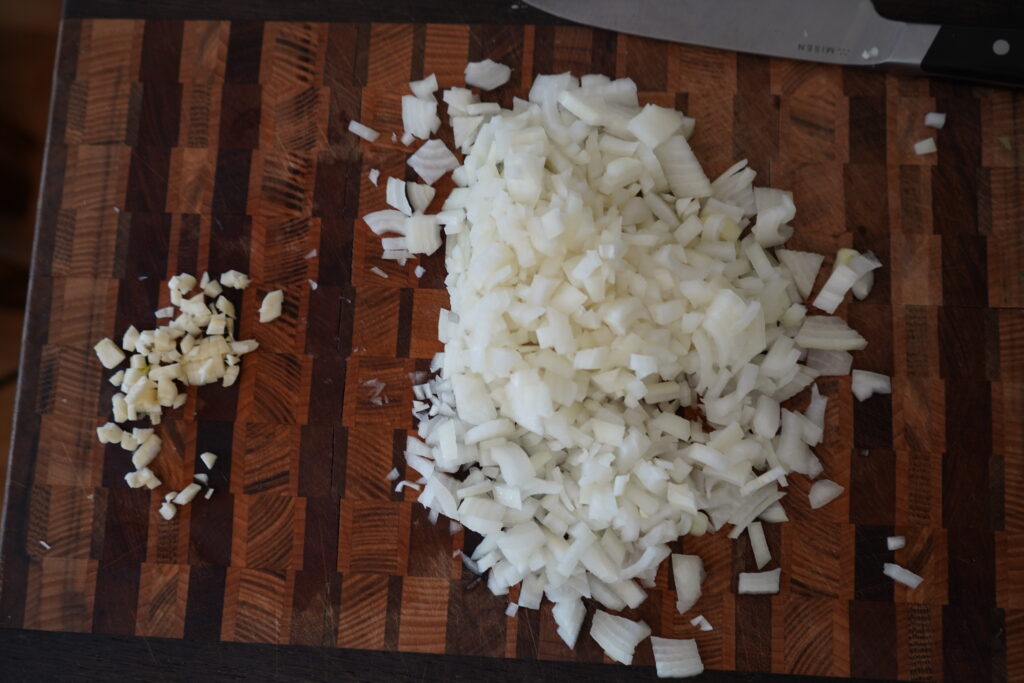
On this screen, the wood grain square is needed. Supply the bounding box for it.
[780,92,845,164]
[892,97,939,166]
[249,150,318,217]
[136,562,190,638]
[896,603,942,681]
[337,572,388,649]
[261,22,328,93]
[891,233,942,306]
[397,576,449,654]
[892,376,945,454]
[222,567,293,643]
[235,422,301,495]
[343,423,395,500]
[242,352,312,424]
[339,499,409,574]
[178,20,229,85]
[781,596,836,675]
[666,44,736,95]
[232,493,304,570]
[31,485,97,560]
[896,450,943,527]
[23,557,98,633]
[36,413,104,488]
[408,288,447,360]
[423,24,470,88]
[342,355,413,429]
[988,167,1023,236]
[892,527,948,605]
[444,575,507,657]
[532,25,591,76]
[998,308,1024,381]
[783,519,843,598]
[988,229,1024,309]
[980,89,1024,169]
[774,161,848,254]
[1000,532,1024,609]
[352,285,400,355]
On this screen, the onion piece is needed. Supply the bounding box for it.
[924,112,946,129]
[672,554,704,613]
[368,169,380,186]
[409,73,438,99]
[747,521,771,569]
[402,95,441,140]
[94,339,126,369]
[812,251,881,313]
[689,614,713,631]
[737,568,781,594]
[407,139,460,185]
[552,598,585,649]
[386,177,414,216]
[805,349,853,376]
[464,59,512,90]
[258,290,283,323]
[850,370,891,402]
[887,535,906,551]
[650,637,704,679]
[914,137,937,155]
[808,479,844,509]
[589,610,651,665]
[776,249,824,300]
[796,316,868,351]
[347,120,380,143]
[883,562,924,589]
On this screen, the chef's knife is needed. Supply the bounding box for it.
[524,0,1023,88]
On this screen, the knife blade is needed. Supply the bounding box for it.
[524,0,1023,88]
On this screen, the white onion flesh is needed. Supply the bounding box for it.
[737,568,781,594]
[651,637,704,678]
[352,65,885,668]
[887,535,906,551]
[851,370,891,402]
[808,479,844,509]
[347,120,379,142]
[464,59,512,91]
[924,112,946,129]
[590,611,651,665]
[883,562,923,589]
[914,137,937,155]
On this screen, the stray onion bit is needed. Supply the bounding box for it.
[689,614,713,632]
[850,370,891,402]
[464,59,512,90]
[258,289,284,323]
[348,119,380,142]
[924,112,946,129]
[590,611,651,665]
[200,451,218,469]
[914,137,937,155]
[887,535,906,551]
[737,568,781,595]
[94,338,125,369]
[808,479,844,509]
[368,169,380,186]
[883,562,924,589]
[651,637,704,679]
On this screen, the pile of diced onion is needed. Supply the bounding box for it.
[373,58,925,674]
[94,272,284,520]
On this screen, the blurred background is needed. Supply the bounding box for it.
[0,1,62,503]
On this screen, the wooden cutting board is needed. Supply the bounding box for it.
[1,16,1021,681]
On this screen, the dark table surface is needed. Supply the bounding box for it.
[1,0,1021,680]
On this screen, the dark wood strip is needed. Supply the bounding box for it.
[188,420,234,565]
[943,605,995,683]
[853,525,894,602]
[92,488,149,635]
[444,576,506,657]
[139,20,184,82]
[395,288,412,358]
[384,574,403,650]
[66,0,569,23]
[306,354,346,424]
[734,595,771,672]
[225,22,264,84]
[930,90,981,238]
[291,569,341,647]
[331,426,348,499]
[850,601,897,679]
[183,565,227,640]
[853,394,894,450]
[0,626,893,681]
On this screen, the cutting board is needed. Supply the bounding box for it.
[1,17,1021,681]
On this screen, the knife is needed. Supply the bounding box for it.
[524,0,1023,88]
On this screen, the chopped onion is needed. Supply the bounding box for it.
[94,338,125,369]
[258,290,283,323]
[924,112,946,129]
[914,137,937,155]
[776,249,824,299]
[850,370,891,402]
[464,59,512,90]
[747,521,771,569]
[386,177,413,216]
[173,483,202,505]
[408,139,460,185]
[887,535,906,551]
[883,562,923,589]
[347,120,380,142]
[158,502,177,520]
[369,266,388,279]
[796,316,868,351]
[402,95,441,140]
[650,637,703,679]
[219,270,250,289]
[805,349,853,376]
[409,73,439,99]
[406,182,436,213]
[414,265,426,278]
[552,598,585,649]
[672,554,704,613]
[737,568,781,594]
[590,611,651,665]
[368,169,380,186]
[689,614,713,632]
[808,479,844,509]
[812,251,881,313]
[504,602,519,617]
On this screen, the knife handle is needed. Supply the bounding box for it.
[921,25,1024,88]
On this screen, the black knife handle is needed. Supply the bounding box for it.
[921,25,1024,88]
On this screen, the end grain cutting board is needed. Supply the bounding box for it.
[1,13,1022,682]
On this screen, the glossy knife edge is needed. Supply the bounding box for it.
[524,0,939,71]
